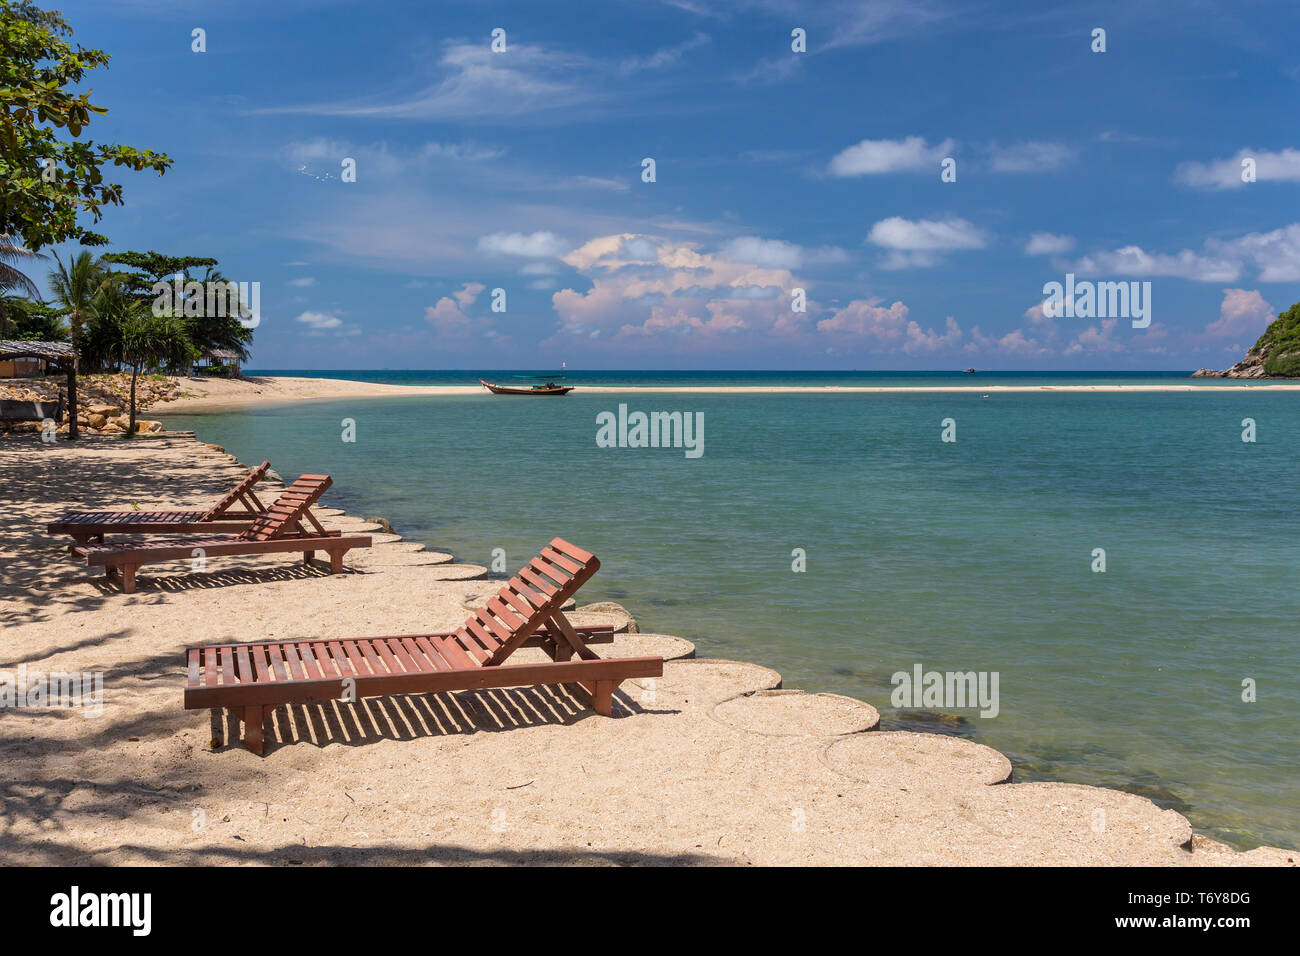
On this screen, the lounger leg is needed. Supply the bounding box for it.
[210,708,224,749]
[243,705,264,755]
[120,564,137,594]
[592,680,615,717]
[329,549,344,574]
[303,550,315,564]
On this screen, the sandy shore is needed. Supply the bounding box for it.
[148,374,1300,413]
[0,431,1293,866]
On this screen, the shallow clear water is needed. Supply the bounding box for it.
[162,376,1300,850]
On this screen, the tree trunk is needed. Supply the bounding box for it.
[68,314,80,440]
[67,357,79,440]
[128,365,138,438]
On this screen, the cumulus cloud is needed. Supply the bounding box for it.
[817,299,962,353]
[867,216,989,268]
[1024,232,1075,255]
[1066,319,1127,354]
[425,282,487,335]
[478,231,570,258]
[827,136,954,176]
[1203,288,1274,339]
[987,141,1073,173]
[1175,148,1300,189]
[543,233,959,355]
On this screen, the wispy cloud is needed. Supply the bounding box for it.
[1025,232,1075,255]
[619,32,711,74]
[258,41,599,122]
[987,141,1073,173]
[1175,148,1300,189]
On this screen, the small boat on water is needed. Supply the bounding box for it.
[480,378,574,396]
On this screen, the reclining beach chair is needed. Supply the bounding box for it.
[72,474,370,594]
[48,460,272,545]
[184,537,663,754]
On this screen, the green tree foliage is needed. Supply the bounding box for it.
[93,282,195,433]
[103,250,253,363]
[1256,302,1300,376]
[0,294,64,339]
[0,0,172,250]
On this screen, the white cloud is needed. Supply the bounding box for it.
[1206,223,1300,282]
[288,277,316,287]
[478,231,570,258]
[295,310,342,330]
[1070,245,1240,282]
[718,237,804,269]
[987,141,1073,173]
[828,136,954,176]
[1024,232,1075,255]
[1069,225,1300,284]
[1175,148,1300,189]
[867,216,989,268]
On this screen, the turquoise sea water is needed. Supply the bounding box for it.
[162,372,1299,849]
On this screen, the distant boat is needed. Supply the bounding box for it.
[480,378,573,396]
[964,368,977,374]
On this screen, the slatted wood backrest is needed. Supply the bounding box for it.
[238,475,333,541]
[200,460,271,521]
[458,538,600,668]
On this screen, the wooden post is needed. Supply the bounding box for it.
[67,356,78,441]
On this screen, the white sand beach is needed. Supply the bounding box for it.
[0,429,1293,866]
[148,374,1300,414]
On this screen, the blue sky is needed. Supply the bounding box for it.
[35,0,1300,369]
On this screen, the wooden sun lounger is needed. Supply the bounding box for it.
[72,474,370,594]
[184,537,663,754]
[48,460,273,544]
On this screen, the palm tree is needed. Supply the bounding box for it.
[48,250,109,440]
[49,250,109,348]
[0,234,45,339]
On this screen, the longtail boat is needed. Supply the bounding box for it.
[480,378,573,396]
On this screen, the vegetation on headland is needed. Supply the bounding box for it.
[1196,300,1300,378]
[0,1,254,434]
[1256,303,1300,377]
